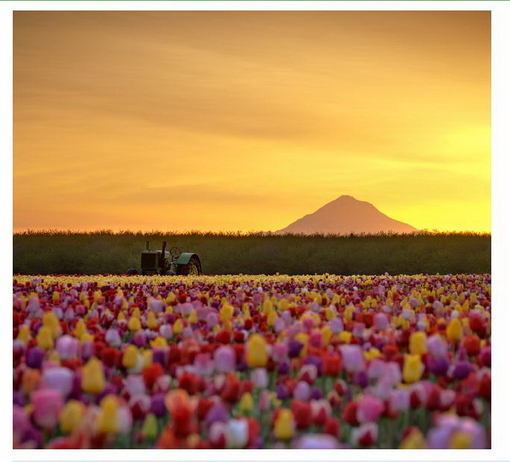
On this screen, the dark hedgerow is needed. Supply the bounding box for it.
[13,230,490,275]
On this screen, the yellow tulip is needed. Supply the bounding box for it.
[339,331,352,344]
[267,310,278,327]
[245,333,268,368]
[220,303,234,321]
[447,318,463,342]
[188,309,198,325]
[274,409,294,440]
[150,336,168,348]
[409,331,428,355]
[173,319,184,335]
[449,431,472,449]
[96,395,119,434]
[239,392,254,414]
[364,347,382,361]
[403,354,424,383]
[143,349,153,369]
[17,325,31,343]
[122,345,139,369]
[43,311,61,339]
[59,400,86,434]
[399,428,426,449]
[147,312,158,330]
[128,316,141,332]
[321,325,332,346]
[81,357,105,394]
[74,319,87,338]
[36,325,54,350]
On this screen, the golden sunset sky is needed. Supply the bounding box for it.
[13,10,491,233]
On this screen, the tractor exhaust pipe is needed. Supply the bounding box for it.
[146,241,150,251]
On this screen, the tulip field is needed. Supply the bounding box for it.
[13,273,491,449]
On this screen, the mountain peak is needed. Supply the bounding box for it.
[276,195,417,235]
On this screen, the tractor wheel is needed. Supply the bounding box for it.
[176,256,202,276]
[126,268,138,275]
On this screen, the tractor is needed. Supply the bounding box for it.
[127,241,202,276]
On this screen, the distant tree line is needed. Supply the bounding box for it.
[13,230,491,275]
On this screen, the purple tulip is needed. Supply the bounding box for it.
[329,317,344,334]
[55,335,79,360]
[133,331,147,347]
[41,367,74,398]
[159,324,173,339]
[452,361,472,380]
[294,381,311,401]
[124,375,146,396]
[277,362,290,375]
[276,383,289,400]
[293,434,341,449]
[374,313,389,330]
[310,386,324,400]
[26,347,45,369]
[389,388,410,414]
[104,327,122,347]
[152,348,167,367]
[353,369,369,388]
[340,344,364,373]
[149,298,164,313]
[428,356,449,376]
[206,312,219,328]
[214,346,236,374]
[80,340,94,360]
[288,339,304,358]
[150,393,167,418]
[352,322,365,338]
[205,402,229,428]
[367,358,386,380]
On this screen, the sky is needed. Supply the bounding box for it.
[13,10,491,233]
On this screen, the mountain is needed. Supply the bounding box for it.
[276,195,418,235]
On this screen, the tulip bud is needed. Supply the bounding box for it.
[59,400,86,434]
[409,331,428,355]
[36,326,54,350]
[403,354,424,383]
[122,345,139,369]
[142,413,159,441]
[245,334,268,368]
[97,395,119,434]
[447,318,463,342]
[81,356,105,394]
[274,409,294,440]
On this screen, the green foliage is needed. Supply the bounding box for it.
[13,230,491,275]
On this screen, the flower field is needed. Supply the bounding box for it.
[13,274,491,449]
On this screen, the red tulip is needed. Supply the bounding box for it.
[291,400,313,429]
[342,401,360,426]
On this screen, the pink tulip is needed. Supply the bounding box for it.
[31,389,64,431]
[356,395,385,423]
